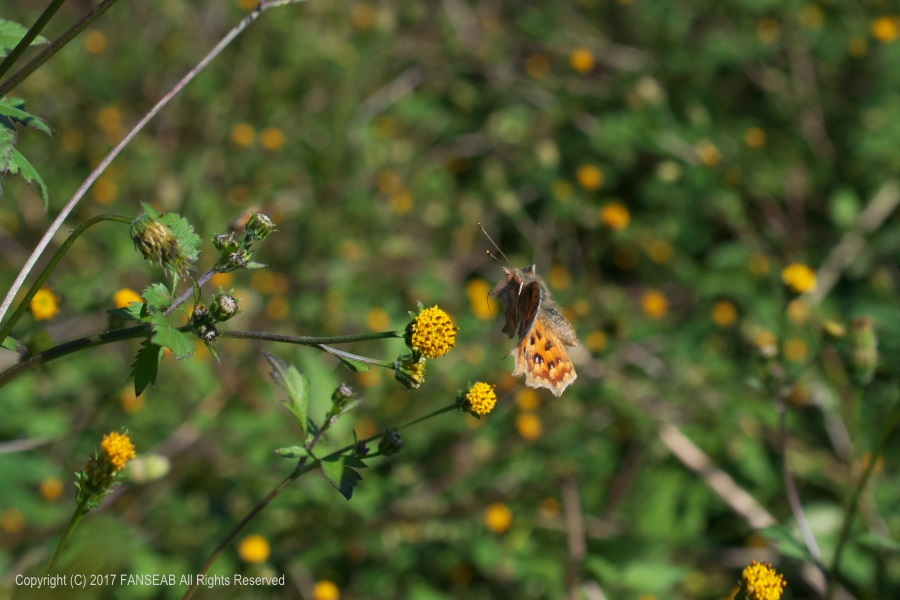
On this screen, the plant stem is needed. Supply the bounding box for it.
[45,504,88,574]
[0,214,131,348]
[164,268,218,317]
[827,400,899,600]
[182,402,457,600]
[0,0,68,87]
[220,329,405,346]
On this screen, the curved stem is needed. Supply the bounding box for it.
[45,503,88,574]
[182,402,457,600]
[0,214,131,347]
[0,324,151,390]
[0,4,267,328]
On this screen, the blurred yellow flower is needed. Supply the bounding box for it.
[366,308,391,332]
[96,105,122,135]
[646,239,673,264]
[549,265,571,290]
[237,0,257,10]
[757,19,781,44]
[92,174,119,204]
[872,16,900,43]
[696,139,721,166]
[466,279,498,320]
[39,477,65,501]
[267,296,289,321]
[120,385,145,414]
[753,329,778,358]
[799,4,824,30]
[586,330,608,351]
[600,202,630,230]
[84,29,107,55]
[113,288,142,309]
[30,288,60,321]
[238,534,270,564]
[484,503,513,533]
[313,580,341,600]
[641,290,668,320]
[260,127,286,151]
[745,127,767,149]
[576,164,604,190]
[847,35,868,57]
[782,263,817,293]
[569,48,595,73]
[0,508,25,534]
[230,123,256,147]
[787,299,811,324]
[516,412,543,441]
[785,338,808,363]
[389,190,414,215]
[351,2,376,30]
[711,301,738,327]
[749,253,771,276]
[514,388,540,411]
[538,497,561,519]
[376,170,403,194]
[210,272,235,288]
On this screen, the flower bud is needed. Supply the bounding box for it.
[245,213,276,240]
[394,354,427,389]
[378,429,403,456]
[210,294,239,322]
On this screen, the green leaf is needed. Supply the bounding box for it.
[0,115,16,169]
[855,533,900,554]
[3,149,48,208]
[0,98,51,135]
[204,341,220,362]
[320,454,366,500]
[1,334,27,354]
[336,355,371,373]
[274,445,308,459]
[263,351,309,437]
[245,261,268,270]
[160,212,201,263]
[149,312,194,359]
[0,19,49,57]
[132,341,162,396]
[760,525,813,562]
[142,283,172,311]
[107,303,146,322]
[140,201,161,219]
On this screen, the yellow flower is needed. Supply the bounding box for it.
[516,412,543,441]
[313,580,341,600]
[696,139,722,166]
[267,296,289,320]
[376,170,403,194]
[120,385,145,414]
[260,127,286,151]
[549,265,571,290]
[641,290,668,320]
[600,202,630,230]
[463,382,497,417]
[757,19,781,44]
[408,306,457,359]
[113,288,143,309]
[39,477,65,501]
[781,263,817,293]
[466,279,498,320]
[799,4,824,30]
[230,122,256,147]
[210,272,235,288]
[586,330,608,351]
[237,0,258,10]
[0,508,25,534]
[238,534,270,564]
[576,164,604,190]
[84,29,107,55]
[712,301,738,327]
[366,308,391,332]
[745,127,767,149]
[570,48,595,73]
[484,503,513,533]
[740,560,787,600]
[784,338,808,363]
[514,388,540,411]
[351,2,376,30]
[872,16,900,43]
[787,299,811,324]
[538,497,561,519]
[92,174,119,204]
[389,189,414,215]
[30,288,60,321]
[101,432,136,471]
[96,106,122,135]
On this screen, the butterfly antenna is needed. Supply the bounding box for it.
[478,223,512,265]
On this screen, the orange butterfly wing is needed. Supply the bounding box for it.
[512,317,577,397]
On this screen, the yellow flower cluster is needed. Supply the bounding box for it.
[101,432,136,471]
[465,382,497,416]
[30,288,60,321]
[781,263,817,293]
[741,560,786,600]
[409,306,457,359]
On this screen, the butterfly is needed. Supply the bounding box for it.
[489,264,579,397]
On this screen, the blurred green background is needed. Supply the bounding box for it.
[1,0,899,598]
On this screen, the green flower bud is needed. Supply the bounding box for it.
[246,213,276,240]
[210,294,239,322]
[378,429,403,456]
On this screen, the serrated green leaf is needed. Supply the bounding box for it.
[140,201,161,219]
[0,19,49,57]
[0,98,51,135]
[160,212,201,263]
[142,283,172,310]
[204,341,220,362]
[263,351,309,437]
[0,118,18,179]
[320,454,366,500]
[106,305,146,322]
[1,334,27,354]
[132,341,162,396]
[149,312,194,359]
[274,446,309,459]
[4,149,48,209]
[760,525,813,562]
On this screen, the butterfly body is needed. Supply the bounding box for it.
[490,265,578,397]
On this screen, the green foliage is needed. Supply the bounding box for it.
[264,351,310,438]
[319,454,366,501]
[0,18,46,56]
[131,340,162,396]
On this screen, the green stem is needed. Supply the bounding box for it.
[0,0,67,86]
[0,324,151,390]
[220,329,404,345]
[182,402,457,600]
[0,0,121,96]
[165,268,218,317]
[45,503,88,574]
[0,214,131,348]
[827,400,899,600]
